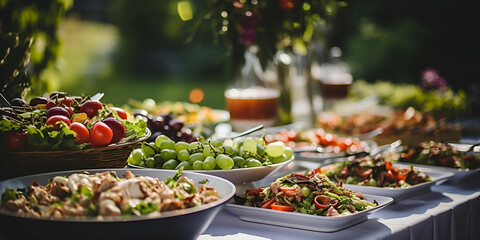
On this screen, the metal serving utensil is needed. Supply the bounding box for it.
[467,141,480,152]
[0,93,13,108]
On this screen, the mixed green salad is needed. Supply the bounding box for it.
[237,172,377,216]
[398,141,480,169]
[316,155,431,188]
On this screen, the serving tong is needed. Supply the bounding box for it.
[294,139,402,160]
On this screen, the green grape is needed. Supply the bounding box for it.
[189,152,205,164]
[127,155,141,165]
[284,146,293,160]
[246,158,262,168]
[155,135,171,148]
[255,137,265,145]
[272,153,288,164]
[142,142,157,157]
[161,149,177,160]
[346,176,355,184]
[243,137,257,155]
[192,160,204,170]
[175,141,189,152]
[256,144,265,156]
[130,149,145,165]
[159,139,176,150]
[266,141,285,157]
[203,156,216,170]
[189,142,200,150]
[177,149,190,162]
[219,145,235,155]
[232,156,245,168]
[176,161,193,170]
[368,178,377,186]
[301,186,310,197]
[203,145,216,157]
[153,154,164,167]
[238,145,246,157]
[139,160,146,167]
[216,154,234,170]
[162,159,180,169]
[146,157,155,168]
[232,165,240,169]
[210,139,222,148]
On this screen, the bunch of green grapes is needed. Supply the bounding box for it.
[127,135,293,171]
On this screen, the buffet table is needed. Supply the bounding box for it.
[198,162,480,240]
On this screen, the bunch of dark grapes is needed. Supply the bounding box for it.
[134,110,196,143]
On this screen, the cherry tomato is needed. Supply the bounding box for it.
[319,133,337,146]
[314,195,329,209]
[246,188,263,196]
[280,187,298,197]
[314,195,339,209]
[355,168,373,179]
[385,170,396,181]
[385,161,399,174]
[339,166,350,176]
[260,197,276,209]
[90,122,113,146]
[69,122,90,144]
[46,101,57,109]
[46,115,71,129]
[110,107,128,120]
[397,173,407,181]
[271,202,295,212]
[61,98,75,107]
[401,150,416,160]
[80,100,103,118]
[6,132,28,150]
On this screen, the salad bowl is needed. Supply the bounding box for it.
[0,168,235,240]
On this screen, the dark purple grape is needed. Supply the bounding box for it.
[46,106,71,119]
[11,98,28,107]
[29,96,48,106]
[147,131,162,142]
[0,109,21,121]
[49,91,66,99]
[150,117,165,131]
[160,114,172,124]
[169,120,184,132]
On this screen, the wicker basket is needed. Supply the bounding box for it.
[0,130,150,180]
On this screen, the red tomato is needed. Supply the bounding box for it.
[260,198,276,209]
[355,168,373,179]
[46,101,57,109]
[314,195,339,209]
[46,115,71,129]
[280,187,298,197]
[385,161,399,174]
[110,107,128,120]
[246,188,263,196]
[61,98,75,107]
[319,133,337,146]
[6,132,28,150]
[385,170,396,181]
[397,173,407,181]
[90,122,113,146]
[69,122,90,144]
[271,202,295,212]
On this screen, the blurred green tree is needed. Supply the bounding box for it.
[0,0,73,100]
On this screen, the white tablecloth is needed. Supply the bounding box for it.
[198,171,480,240]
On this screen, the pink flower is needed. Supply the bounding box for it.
[421,69,447,91]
